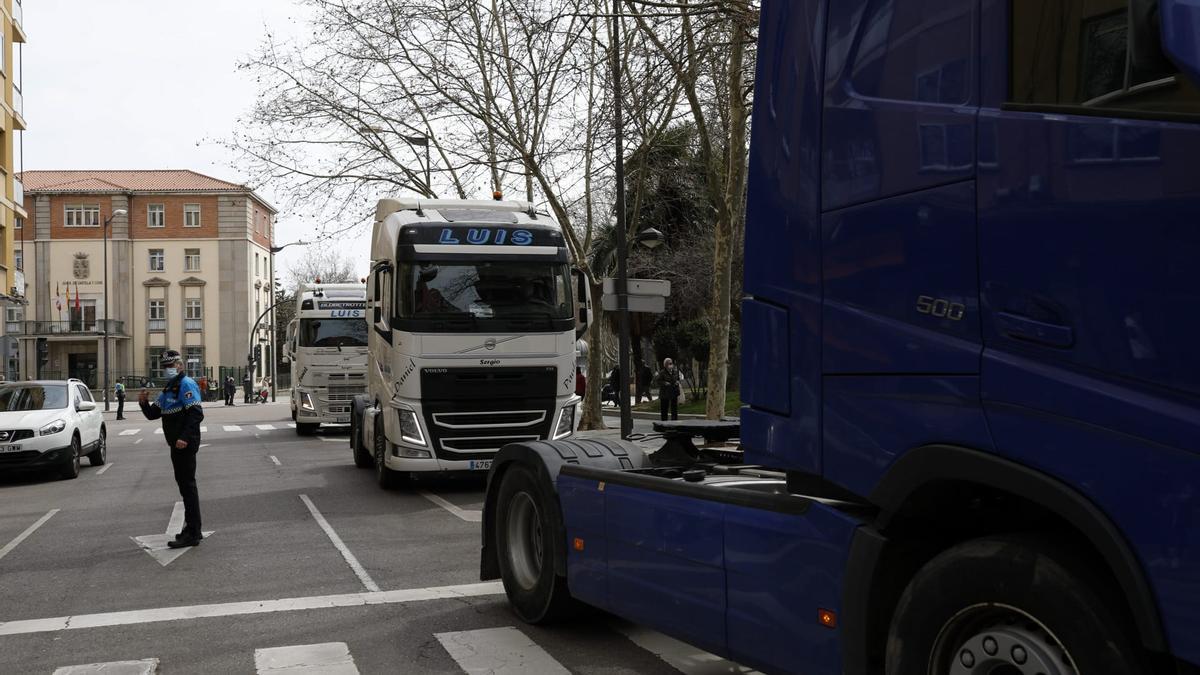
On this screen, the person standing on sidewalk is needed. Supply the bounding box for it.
[114,381,126,420]
[654,358,684,421]
[223,375,236,406]
[139,350,205,549]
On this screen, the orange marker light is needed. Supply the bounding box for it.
[818,609,837,629]
[573,538,585,552]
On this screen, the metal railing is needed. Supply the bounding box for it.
[19,320,127,336]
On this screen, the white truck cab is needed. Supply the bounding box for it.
[286,283,369,435]
[352,199,582,487]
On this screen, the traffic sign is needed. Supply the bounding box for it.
[601,294,665,313]
[602,278,671,297]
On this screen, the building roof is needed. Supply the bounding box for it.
[19,170,277,212]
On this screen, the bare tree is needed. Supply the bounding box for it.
[284,248,359,292]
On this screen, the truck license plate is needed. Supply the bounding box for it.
[336,416,350,424]
[469,459,492,471]
[0,444,21,453]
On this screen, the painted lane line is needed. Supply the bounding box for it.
[318,436,344,443]
[134,438,143,445]
[0,509,59,562]
[0,581,504,636]
[119,429,140,436]
[436,627,570,675]
[269,455,282,466]
[298,494,379,592]
[255,642,359,674]
[95,463,113,476]
[200,426,208,433]
[287,423,296,428]
[617,623,761,675]
[153,428,163,435]
[256,424,276,430]
[53,658,159,675]
[223,425,242,432]
[419,491,483,523]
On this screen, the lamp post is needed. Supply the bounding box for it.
[102,207,128,412]
[265,241,309,402]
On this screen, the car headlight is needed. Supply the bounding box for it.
[398,408,426,446]
[40,419,66,436]
[300,392,315,411]
[553,404,576,440]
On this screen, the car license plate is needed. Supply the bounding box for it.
[336,416,350,424]
[469,459,492,471]
[0,444,21,453]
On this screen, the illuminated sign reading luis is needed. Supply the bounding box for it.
[439,228,534,246]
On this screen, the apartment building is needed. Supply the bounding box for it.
[0,0,26,377]
[11,170,277,388]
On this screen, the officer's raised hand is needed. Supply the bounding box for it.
[175,439,188,449]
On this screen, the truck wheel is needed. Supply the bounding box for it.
[350,408,372,468]
[886,534,1145,675]
[495,464,573,623]
[374,414,404,490]
[87,428,107,466]
[296,422,318,436]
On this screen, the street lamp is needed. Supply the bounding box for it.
[635,227,665,250]
[102,207,128,412]
[359,126,432,195]
[262,240,309,402]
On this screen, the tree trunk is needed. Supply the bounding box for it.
[578,279,608,431]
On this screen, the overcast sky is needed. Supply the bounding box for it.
[23,0,373,282]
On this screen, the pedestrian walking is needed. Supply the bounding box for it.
[139,376,149,389]
[636,363,654,404]
[223,375,236,406]
[654,358,684,421]
[607,366,621,406]
[243,372,252,404]
[138,350,205,549]
[114,381,126,420]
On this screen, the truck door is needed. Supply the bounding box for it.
[979,1,1200,659]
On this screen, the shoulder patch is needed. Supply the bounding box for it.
[184,391,194,400]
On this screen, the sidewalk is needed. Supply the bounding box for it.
[99,392,291,419]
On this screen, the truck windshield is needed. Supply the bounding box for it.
[298,318,368,348]
[399,261,572,322]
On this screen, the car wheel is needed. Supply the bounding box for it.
[59,434,81,480]
[374,414,403,490]
[495,464,574,623]
[87,427,107,466]
[886,534,1147,675]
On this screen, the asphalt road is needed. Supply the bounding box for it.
[0,400,753,674]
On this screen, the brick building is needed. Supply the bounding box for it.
[8,170,277,389]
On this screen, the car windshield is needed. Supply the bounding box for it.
[398,261,572,321]
[298,318,369,348]
[0,384,69,411]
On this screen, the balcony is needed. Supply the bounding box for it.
[12,87,24,130]
[12,175,22,209]
[12,2,24,43]
[19,320,127,337]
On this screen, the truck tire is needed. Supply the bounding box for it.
[374,414,404,490]
[350,403,372,469]
[296,422,318,436]
[885,534,1146,675]
[495,464,573,624]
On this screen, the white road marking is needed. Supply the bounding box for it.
[224,425,242,432]
[269,455,281,466]
[0,581,504,636]
[0,509,59,562]
[436,627,570,675]
[299,494,379,592]
[153,428,163,435]
[53,658,159,675]
[617,623,761,674]
[130,501,213,567]
[419,491,483,523]
[200,426,207,433]
[318,436,344,443]
[199,444,210,449]
[134,438,143,445]
[119,429,140,436]
[95,463,113,476]
[256,424,276,430]
[255,642,359,674]
[287,423,296,428]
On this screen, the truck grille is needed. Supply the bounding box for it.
[326,386,365,402]
[420,367,558,460]
[440,435,540,452]
[432,410,546,429]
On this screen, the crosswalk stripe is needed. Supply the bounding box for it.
[119,429,140,436]
[153,429,163,435]
[287,423,296,428]
[617,623,760,674]
[256,424,276,430]
[436,627,569,675]
[52,659,159,675]
[200,426,207,433]
[223,425,242,432]
[255,642,359,674]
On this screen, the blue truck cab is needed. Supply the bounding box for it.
[480,1,1200,673]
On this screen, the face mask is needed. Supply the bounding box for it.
[164,367,178,378]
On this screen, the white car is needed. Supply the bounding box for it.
[0,379,106,480]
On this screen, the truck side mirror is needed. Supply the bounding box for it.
[573,269,590,336]
[1159,0,1200,84]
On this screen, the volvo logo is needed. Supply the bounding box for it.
[484,338,497,351]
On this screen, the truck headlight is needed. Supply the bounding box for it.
[553,405,575,440]
[398,408,426,446]
[40,419,66,436]
[300,392,315,411]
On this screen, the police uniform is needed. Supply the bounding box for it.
[140,351,205,547]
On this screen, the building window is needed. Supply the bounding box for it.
[148,299,166,332]
[184,203,201,227]
[147,204,165,228]
[5,306,22,334]
[64,205,100,228]
[13,249,21,271]
[185,347,204,378]
[14,216,21,229]
[255,253,260,277]
[185,248,200,272]
[146,348,165,380]
[185,299,202,331]
[69,299,97,332]
[149,248,165,272]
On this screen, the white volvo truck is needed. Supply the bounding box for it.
[285,283,369,435]
[351,198,583,488]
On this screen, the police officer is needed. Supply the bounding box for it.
[114,381,126,420]
[139,350,205,549]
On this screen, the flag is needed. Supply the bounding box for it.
[74,283,81,311]
[55,282,61,312]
